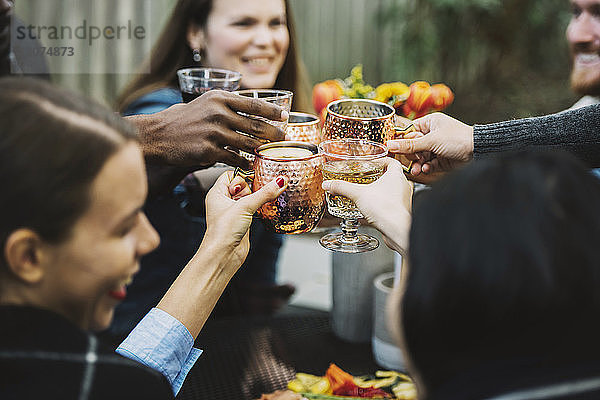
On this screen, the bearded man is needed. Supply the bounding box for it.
[568,0,600,108]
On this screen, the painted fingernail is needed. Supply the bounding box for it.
[276,177,285,188]
[232,184,242,195]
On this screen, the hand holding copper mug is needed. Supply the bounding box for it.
[321,98,413,172]
[234,141,325,234]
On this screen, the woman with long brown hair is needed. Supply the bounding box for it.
[116,0,311,113]
[110,0,312,338]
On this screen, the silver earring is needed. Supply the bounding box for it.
[192,48,202,63]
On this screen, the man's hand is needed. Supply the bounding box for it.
[130,90,288,170]
[386,112,474,177]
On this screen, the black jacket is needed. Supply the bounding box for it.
[427,356,600,400]
[0,305,173,400]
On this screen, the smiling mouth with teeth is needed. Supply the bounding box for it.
[245,58,272,65]
[576,53,600,64]
[119,276,134,287]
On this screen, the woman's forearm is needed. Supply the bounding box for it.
[155,241,238,338]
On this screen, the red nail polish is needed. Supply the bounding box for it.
[232,185,242,195]
[276,177,285,188]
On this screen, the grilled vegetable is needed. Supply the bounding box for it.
[288,373,331,394]
[301,393,374,400]
[288,365,416,399]
[391,382,417,400]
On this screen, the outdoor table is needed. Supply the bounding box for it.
[177,307,380,400]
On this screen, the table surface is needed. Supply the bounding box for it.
[177,308,381,400]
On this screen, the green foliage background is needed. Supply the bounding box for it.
[378,0,576,123]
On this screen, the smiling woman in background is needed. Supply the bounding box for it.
[116,0,310,113]
[110,0,312,339]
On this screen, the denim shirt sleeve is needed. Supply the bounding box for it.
[116,307,203,395]
[122,87,183,116]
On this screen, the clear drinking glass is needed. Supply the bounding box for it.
[177,67,242,102]
[318,138,388,253]
[234,89,293,161]
[234,89,293,130]
[177,67,243,178]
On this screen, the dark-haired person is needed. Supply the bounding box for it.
[324,151,600,399]
[0,77,287,398]
[110,0,312,337]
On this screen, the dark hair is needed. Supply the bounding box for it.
[0,77,138,264]
[402,151,600,392]
[115,0,312,113]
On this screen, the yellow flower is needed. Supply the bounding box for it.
[374,83,393,102]
[374,82,409,103]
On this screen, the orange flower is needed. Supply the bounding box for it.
[405,81,433,115]
[312,80,344,117]
[430,83,454,111]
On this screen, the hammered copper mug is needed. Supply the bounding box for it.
[286,112,321,145]
[321,99,414,172]
[234,141,325,234]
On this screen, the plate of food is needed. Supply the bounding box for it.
[258,364,416,400]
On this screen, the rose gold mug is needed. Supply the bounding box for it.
[321,99,414,172]
[234,141,325,234]
[286,112,321,145]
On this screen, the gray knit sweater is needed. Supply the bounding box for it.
[474,103,600,167]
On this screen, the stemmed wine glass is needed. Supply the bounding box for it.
[318,138,388,253]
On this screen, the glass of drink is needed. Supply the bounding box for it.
[318,138,388,253]
[234,89,293,162]
[234,141,325,234]
[177,67,242,102]
[234,89,293,131]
